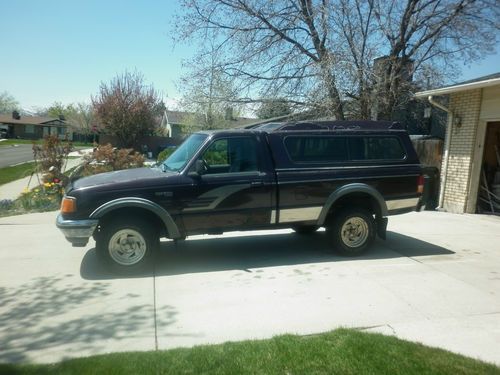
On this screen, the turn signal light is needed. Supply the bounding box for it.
[417,175,424,194]
[60,196,77,214]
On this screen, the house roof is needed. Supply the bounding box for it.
[415,72,500,97]
[164,110,194,125]
[164,110,257,129]
[0,114,66,126]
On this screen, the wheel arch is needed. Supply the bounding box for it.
[90,197,182,239]
[317,183,388,226]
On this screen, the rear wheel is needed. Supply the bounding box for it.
[96,218,158,273]
[327,208,375,256]
[292,225,319,235]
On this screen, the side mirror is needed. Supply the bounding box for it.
[195,159,207,175]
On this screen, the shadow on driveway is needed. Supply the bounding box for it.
[81,230,454,280]
[0,275,177,363]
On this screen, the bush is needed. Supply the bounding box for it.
[157,147,177,163]
[32,135,73,183]
[80,144,145,177]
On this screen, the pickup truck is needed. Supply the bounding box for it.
[57,120,423,272]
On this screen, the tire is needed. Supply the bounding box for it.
[292,225,319,235]
[326,208,375,256]
[96,218,158,273]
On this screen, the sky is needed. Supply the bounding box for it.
[1,0,499,112]
[0,0,192,111]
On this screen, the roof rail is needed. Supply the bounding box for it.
[389,122,404,130]
[265,120,408,132]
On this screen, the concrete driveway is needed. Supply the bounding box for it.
[0,211,499,365]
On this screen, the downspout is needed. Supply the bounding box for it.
[427,95,452,209]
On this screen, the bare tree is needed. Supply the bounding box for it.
[176,0,347,119]
[372,0,499,119]
[175,0,498,120]
[0,91,19,114]
[256,98,293,119]
[179,44,243,129]
[66,103,95,136]
[92,71,163,148]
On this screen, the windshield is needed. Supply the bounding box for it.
[162,133,207,172]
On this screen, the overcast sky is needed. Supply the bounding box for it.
[1,0,498,111]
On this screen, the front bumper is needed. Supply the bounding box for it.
[56,214,98,247]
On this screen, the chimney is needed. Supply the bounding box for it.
[225,107,233,121]
[12,110,20,120]
[59,114,66,121]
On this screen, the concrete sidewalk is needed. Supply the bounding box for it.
[0,211,499,365]
[0,157,84,201]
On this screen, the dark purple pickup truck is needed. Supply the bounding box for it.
[57,120,423,272]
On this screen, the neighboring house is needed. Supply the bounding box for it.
[160,109,257,139]
[0,111,69,140]
[416,72,500,214]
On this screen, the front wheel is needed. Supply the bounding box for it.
[96,218,158,273]
[326,208,375,256]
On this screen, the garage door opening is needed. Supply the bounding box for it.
[477,121,500,214]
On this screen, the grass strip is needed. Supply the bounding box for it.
[0,139,93,147]
[0,162,37,185]
[0,329,498,375]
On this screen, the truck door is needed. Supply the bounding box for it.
[181,135,274,233]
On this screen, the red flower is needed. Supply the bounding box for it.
[53,178,60,183]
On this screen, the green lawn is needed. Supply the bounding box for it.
[0,139,36,146]
[0,329,497,375]
[0,162,37,185]
[0,139,93,147]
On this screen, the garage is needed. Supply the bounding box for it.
[416,73,500,214]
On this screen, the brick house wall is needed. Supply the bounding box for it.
[441,89,482,213]
[416,74,500,214]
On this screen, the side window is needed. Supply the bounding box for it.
[284,136,348,163]
[201,137,259,174]
[348,137,406,160]
[204,139,229,166]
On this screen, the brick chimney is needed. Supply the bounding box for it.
[225,107,233,121]
[12,110,20,120]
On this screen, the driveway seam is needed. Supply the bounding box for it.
[153,264,159,351]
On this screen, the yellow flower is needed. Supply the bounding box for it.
[44,182,51,187]
[34,189,39,193]
[22,188,29,194]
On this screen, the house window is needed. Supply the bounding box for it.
[25,125,35,134]
[58,127,66,135]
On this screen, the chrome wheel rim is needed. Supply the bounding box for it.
[340,217,369,248]
[108,229,147,266]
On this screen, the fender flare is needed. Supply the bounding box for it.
[317,183,388,226]
[89,197,181,239]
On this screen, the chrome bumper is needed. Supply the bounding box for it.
[56,214,98,247]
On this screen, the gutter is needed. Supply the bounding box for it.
[415,77,500,97]
[427,95,452,210]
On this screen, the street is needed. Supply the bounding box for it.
[0,143,87,168]
[0,211,499,365]
[0,144,34,168]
